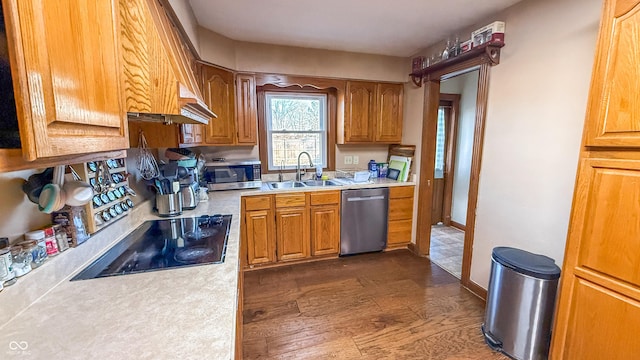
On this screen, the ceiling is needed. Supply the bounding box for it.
[188,0,522,57]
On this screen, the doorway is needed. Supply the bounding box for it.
[428,70,479,279]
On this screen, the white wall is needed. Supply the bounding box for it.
[404,0,602,288]
[469,0,601,288]
[441,71,479,226]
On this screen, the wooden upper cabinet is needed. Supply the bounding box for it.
[3,0,128,160]
[201,65,236,144]
[236,73,258,144]
[584,0,640,147]
[376,83,404,143]
[119,0,213,124]
[342,80,404,144]
[344,81,376,142]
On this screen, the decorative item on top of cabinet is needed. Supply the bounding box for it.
[387,185,414,248]
[340,81,404,144]
[1,0,129,162]
[550,1,640,358]
[71,158,135,234]
[119,0,214,125]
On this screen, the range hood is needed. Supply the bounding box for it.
[120,0,216,125]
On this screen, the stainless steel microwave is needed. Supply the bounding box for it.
[203,159,262,191]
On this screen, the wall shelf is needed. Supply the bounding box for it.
[410,42,505,87]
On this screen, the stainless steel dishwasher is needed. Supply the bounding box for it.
[340,187,389,255]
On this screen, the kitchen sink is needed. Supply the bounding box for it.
[267,181,306,189]
[266,179,342,190]
[302,180,341,187]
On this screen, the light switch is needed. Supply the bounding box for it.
[344,156,353,165]
[353,156,359,165]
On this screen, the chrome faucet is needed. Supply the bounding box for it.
[296,152,314,181]
[278,160,284,182]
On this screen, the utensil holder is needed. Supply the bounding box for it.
[156,193,183,217]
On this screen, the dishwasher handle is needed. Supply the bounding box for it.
[346,195,386,202]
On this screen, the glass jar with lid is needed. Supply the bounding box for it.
[22,230,48,267]
[10,246,32,277]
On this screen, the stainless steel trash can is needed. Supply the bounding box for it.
[482,247,561,360]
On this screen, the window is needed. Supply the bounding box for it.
[264,92,327,171]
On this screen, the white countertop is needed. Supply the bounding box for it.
[0,179,415,359]
[244,177,416,196]
[0,191,242,360]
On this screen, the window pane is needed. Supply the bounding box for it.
[269,97,322,131]
[434,107,446,179]
[271,133,322,168]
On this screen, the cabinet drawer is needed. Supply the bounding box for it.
[389,186,414,199]
[275,193,307,208]
[388,219,412,246]
[310,191,340,206]
[245,196,272,211]
[389,197,414,221]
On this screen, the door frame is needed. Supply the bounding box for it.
[415,59,494,299]
[439,93,461,227]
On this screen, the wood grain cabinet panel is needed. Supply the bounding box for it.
[376,83,404,143]
[310,191,340,256]
[387,186,414,248]
[562,278,640,359]
[235,73,258,144]
[552,2,640,356]
[201,65,236,144]
[344,81,376,143]
[275,207,310,261]
[342,81,404,144]
[245,208,275,265]
[4,0,128,160]
[584,1,640,147]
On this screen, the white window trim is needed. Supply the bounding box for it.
[265,92,328,171]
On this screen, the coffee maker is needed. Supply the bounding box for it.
[178,164,199,210]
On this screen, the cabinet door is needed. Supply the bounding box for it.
[245,209,275,265]
[235,73,257,144]
[584,0,640,147]
[344,81,376,143]
[180,124,203,145]
[275,207,310,261]
[551,157,640,358]
[201,65,236,144]
[5,0,128,160]
[376,83,403,143]
[310,204,340,256]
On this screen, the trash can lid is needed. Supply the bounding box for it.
[492,247,561,280]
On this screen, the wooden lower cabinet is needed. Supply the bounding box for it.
[310,191,341,256]
[552,156,640,358]
[387,186,415,248]
[244,195,275,266]
[243,190,341,267]
[275,207,310,261]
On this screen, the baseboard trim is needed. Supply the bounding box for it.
[464,280,487,302]
[451,221,466,231]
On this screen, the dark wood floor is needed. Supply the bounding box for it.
[242,250,508,359]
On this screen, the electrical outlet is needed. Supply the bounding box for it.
[344,156,353,165]
[353,156,359,165]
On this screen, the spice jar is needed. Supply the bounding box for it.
[17,239,45,269]
[53,225,69,253]
[10,246,32,277]
[0,248,16,286]
[43,226,59,257]
[24,230,48,266]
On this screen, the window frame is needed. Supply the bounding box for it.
[264,92,328,171]
[257,85,336,173]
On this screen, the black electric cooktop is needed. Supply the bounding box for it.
[72,214,231,280]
